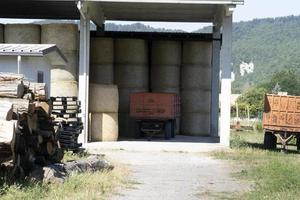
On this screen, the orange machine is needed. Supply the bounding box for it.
[130,92,180,140]
[263,94,300,150]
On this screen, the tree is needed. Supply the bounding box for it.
[236,87,267,117]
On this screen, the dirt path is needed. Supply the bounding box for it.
[105,151,249,200]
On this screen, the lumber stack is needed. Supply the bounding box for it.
[0,73,63,178]
[50,97,83,152]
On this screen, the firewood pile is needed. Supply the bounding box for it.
[0,73,63,178]
[50,97,83,152]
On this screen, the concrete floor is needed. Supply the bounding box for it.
[84,135,226,153]
[84,136,250,200]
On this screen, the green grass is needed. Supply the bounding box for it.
[212,131,300,200]
[0,152,130,200]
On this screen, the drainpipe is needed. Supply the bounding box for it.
[17,55,21,74]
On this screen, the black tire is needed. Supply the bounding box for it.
[164,121,172,140]
[264,131,277,150]
[296,136,300,151]
[171,120,175,138]
[134,122,142,139]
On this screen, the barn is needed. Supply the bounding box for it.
[0,0,244,147]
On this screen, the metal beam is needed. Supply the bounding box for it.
[78,2,91,144]
[219,14,232,146]
[210,25,221,138]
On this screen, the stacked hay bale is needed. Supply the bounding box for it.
[151,40,181,134]
[114,39,149,137]
[41,24,79,97]
[181,41,212,136]
[90,38,114,84]
[89,84,119,141]
[0,24,4,43]
[4,24,41,44]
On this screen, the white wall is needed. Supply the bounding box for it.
[0,56,51,96]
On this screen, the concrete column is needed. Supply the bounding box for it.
[220,15,233,146]
[78,13,91,144]
[210,26,221,137]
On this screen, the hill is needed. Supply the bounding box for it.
[231,15,300,93]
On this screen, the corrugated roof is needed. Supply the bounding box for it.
[0,0,243,23]
[0,44,67,65]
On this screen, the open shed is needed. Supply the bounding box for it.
[0,0,244,146]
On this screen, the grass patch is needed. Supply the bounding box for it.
[0,152,130,200]
[212,130,300,200]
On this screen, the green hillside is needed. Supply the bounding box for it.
[231,15,300,93]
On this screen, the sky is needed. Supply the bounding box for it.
[0,0,300,32]
[109,0,300,32]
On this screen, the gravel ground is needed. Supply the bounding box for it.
[104,151,249,200]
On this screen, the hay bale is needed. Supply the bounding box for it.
[118,88,148,113]
[181,113,210,136]
[0,24,3,43]
[151,65,180,88]
[90,64,114,84]
[115,65,148,88]
[41,23,79,52]
[151,41,182,65]
[90,37,114,64]
[50,52,78,82]
[90,113,118,142]
[181,89,211,113]
[4,24,41,44]
[115,39,148,65]
[182,41,212,66]
[118,112,136,138]
[89,84,119,113]
[181,65,211,90]
[50,81,78,97]
[151,87,180,94]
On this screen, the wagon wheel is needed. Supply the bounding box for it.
[264,131,277,150]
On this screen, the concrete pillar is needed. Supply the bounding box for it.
[78,12,91,144]
[220,15,233,146]
[210,26,221,137]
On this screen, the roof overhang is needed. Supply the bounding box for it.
[0,44,68,65]
[0,0,243,23]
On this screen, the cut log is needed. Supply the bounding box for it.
[29,82,47,101]
[0,120,17,163]
[0,73,24,83]
[0,101,13,120]
[0,82,25,98]
[29,156,114,184]
[0,98,31,114]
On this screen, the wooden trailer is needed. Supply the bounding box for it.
[263,94,300,150]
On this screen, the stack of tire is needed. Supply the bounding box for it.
[151,40,182,134]
[41,23,79,97]
[89,84,119,142]
[90,38,114,84]
[181,41,212,136]
[114,39,149,137]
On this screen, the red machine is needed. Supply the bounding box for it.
[130,92,180,140]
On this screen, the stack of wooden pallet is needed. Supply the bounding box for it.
[50,97,83,152]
